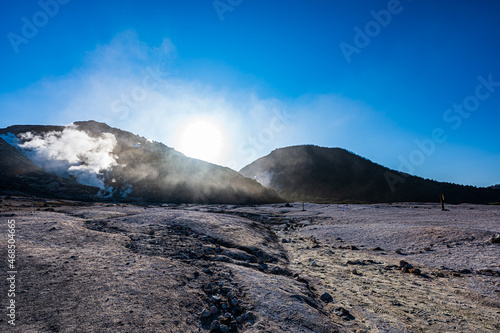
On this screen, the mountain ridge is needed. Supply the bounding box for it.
[240,145,500,204]
[0,121,283,204]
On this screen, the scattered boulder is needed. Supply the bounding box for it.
[477,269,500,277]
[200,309,211,319]
[399,260,412,269]
[490,234,500,244]
[320,292,333,303]
[209,320,220,331]
[333,307,354,320]
[384,265,399,270]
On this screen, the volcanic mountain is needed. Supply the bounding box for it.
[240,145,500,204]
[0,121,282,204]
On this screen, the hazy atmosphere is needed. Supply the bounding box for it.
[1,0,500,186]
[1,2,500,332]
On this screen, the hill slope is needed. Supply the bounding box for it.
[0,121,282,204]
[0,137,99,200]
[240,145,500,204]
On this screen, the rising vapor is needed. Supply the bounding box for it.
[17,126,119,191]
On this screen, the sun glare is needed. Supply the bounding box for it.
[177,119,225,164]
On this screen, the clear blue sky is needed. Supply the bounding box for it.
[1,0,499,187]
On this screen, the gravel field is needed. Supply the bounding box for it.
[0,197,499,332]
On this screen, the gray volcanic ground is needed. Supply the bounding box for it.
[0,196,499,332]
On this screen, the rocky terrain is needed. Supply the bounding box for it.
[1,196,499,332]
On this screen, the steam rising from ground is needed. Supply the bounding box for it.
[18,127,118,190]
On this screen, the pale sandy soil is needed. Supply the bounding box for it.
[225,202,500,332]
[0,197,499,332]
[0,197,344,333]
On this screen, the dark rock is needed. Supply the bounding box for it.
[320,292,333,303]
[490,234,500,244]
[209,320,220,332]
[409,268,421,275]
[271,266,289,275]
[200,309,211,318]
[399,260,412,269]
[220,324,229,333]
[333,307,354,320]
[384,265,399,270]
[245,312,256,322]
[477,269,500,276]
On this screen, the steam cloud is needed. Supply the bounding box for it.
[18,127,118,190]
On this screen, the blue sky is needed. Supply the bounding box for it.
[1,0,499,187]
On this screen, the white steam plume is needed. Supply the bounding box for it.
[18,127,118,190]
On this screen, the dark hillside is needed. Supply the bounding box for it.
[240,145,500,204]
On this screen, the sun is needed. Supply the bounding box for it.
[176,119,225,164]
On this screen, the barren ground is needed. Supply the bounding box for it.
[0,197,499,332]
